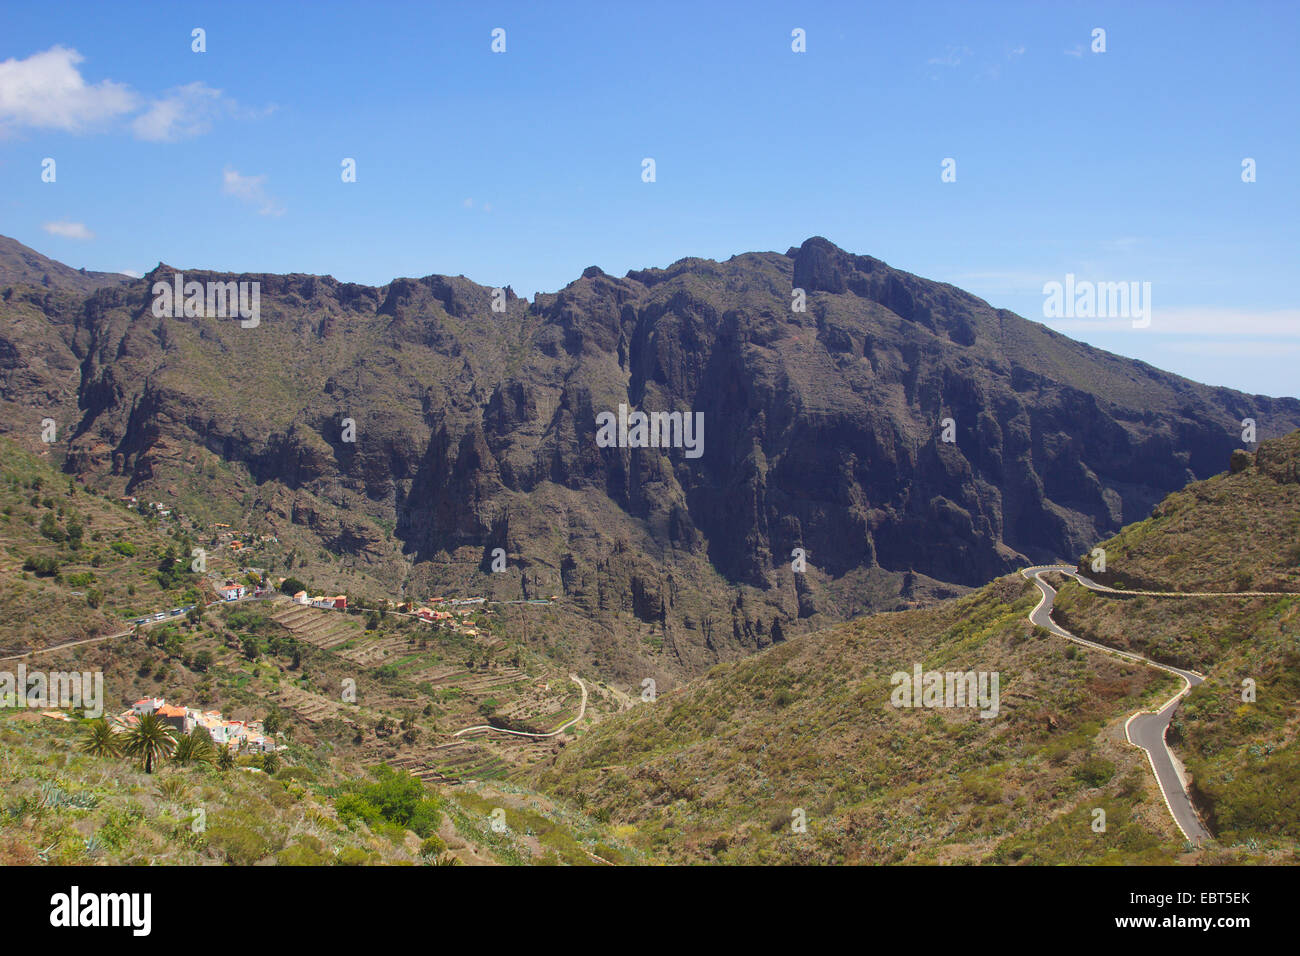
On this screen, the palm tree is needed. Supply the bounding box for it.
[80,718,121,758]
[122,712,177,773]
[216,746,235,771]
[173,728,215,766]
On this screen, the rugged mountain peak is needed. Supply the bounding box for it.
[3,233,1299,682]
[791,235,854,293]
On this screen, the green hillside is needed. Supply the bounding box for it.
[0,709,627,866]
[534,433,1300,864]
[536,576,1201,864]
[1052,430,1300,849]
[0,437,207,655]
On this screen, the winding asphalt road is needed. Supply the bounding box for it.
[452,674,588,739]
[1021,565,1211,846]
[0,593,270,664]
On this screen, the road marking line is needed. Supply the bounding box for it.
[1022,565,1210,845]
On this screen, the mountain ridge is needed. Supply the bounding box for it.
[2,233,1296,683]
[0,235,133,296]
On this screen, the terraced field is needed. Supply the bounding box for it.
[271,683,352,725]
[383,741,513,784]
[270,603,360,650]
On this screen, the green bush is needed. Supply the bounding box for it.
[207,820,269,865]
[39,512,65,542]
[277,843,330,866]
[275,765,316,783]
[22,555,60,577]
[334,765,443,838]
[1074,756,1116,788]
[335,846,371,866]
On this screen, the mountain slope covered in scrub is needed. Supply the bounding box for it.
[2,234,1294,685]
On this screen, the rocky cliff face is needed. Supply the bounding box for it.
[2,234,1296,680]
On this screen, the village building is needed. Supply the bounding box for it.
[155,703,189,733]
[111,698,281,754]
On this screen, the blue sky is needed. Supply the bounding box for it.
[2,1,1297,396]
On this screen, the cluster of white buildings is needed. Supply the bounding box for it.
[393,598,484,637]
[111,697,279,753]
[118,496,172,518]
[292,590,348,610]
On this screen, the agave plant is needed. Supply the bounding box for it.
[122,712,178,774]
[80,718,122,759]
[39,782,72,809]
[83,833,105,856]
[156,776,192,803]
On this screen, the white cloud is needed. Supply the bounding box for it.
[0,46,137,133]
[1064,45,1085,58]
[132,82,227,142]
[1009,46,1026,57]
[42,220,95,240]
[1163,340,1300,357]
[1047,307,1300,337]
[120,269,143,278]
[927,45,972,68]
[223,166,285,217]
[0,46,265,142]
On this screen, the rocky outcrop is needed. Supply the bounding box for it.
[3,233,1298,678]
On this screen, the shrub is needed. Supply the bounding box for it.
[335,847,371,866]
[39,512,64,542]
[207,820,269,865]
[1074,756,1116,788]
[277,843,330,866]
[335,766,442,838]
[335,793,382,830]
[275,765,316,783]
[22,555,60,577]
